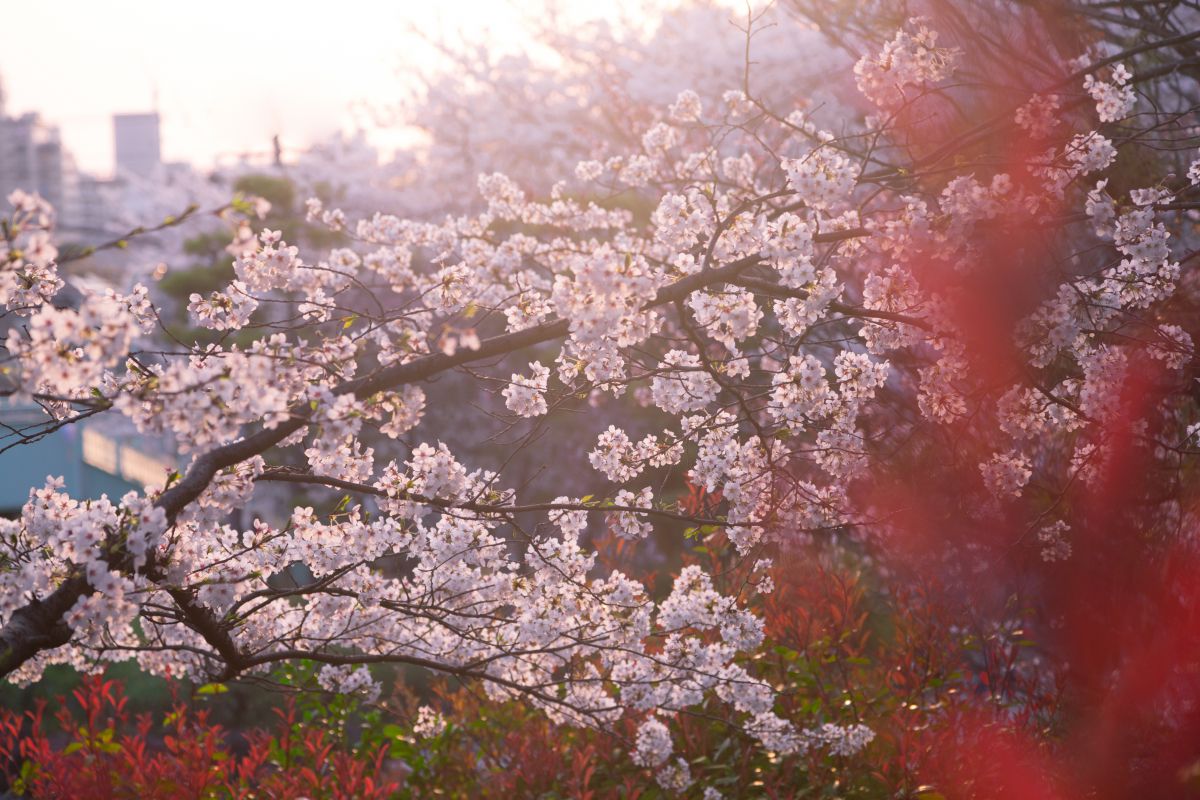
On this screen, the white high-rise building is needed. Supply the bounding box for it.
[113,112,161,178]
[0,76,78,221]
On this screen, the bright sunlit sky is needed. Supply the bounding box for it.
[1,0,632,176]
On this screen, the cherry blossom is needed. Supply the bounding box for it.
[0,7,1198,787]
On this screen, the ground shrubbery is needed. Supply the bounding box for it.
[0,546,1066,798]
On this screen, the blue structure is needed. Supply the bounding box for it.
[0,402,174,516]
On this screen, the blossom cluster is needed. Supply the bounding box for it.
[853,17,962,108]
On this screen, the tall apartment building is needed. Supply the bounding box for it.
[113,112,161,178]
[0,83,77,218]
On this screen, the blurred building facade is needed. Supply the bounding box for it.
[113,112,161,178]
[0,402,176,517]
[0,77,80,222]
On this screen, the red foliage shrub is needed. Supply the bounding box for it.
[0,676,400,799]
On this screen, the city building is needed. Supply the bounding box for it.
[0,403,176,517]
[72,174,118,235]
[0,77,78,219]
[113,112,161,178]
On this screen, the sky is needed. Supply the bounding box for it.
[0,0,612,176]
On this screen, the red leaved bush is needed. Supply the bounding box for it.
[0,676,400,799]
